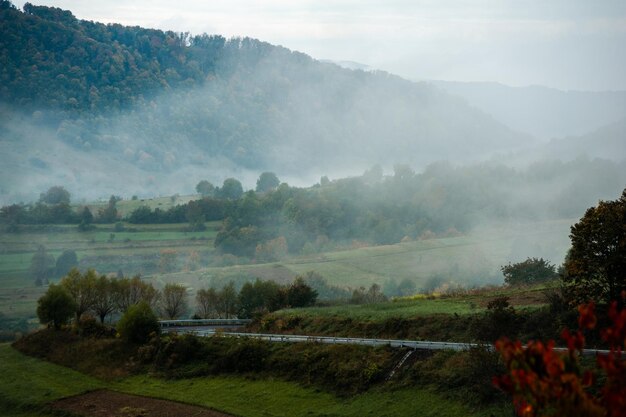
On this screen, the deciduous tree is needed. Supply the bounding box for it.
[563,188,626,304]
[256,172,280,192]
[93,275,115,323]
[196,180,215,197]
[60,268,98,321]
[112,275,159,313]
[116,301,159,344]
[218,178,243,200]
[161,283,188,319]
[39,185,70,205]
[30,244,55,286]
[55,249,77,278]
[36,284,76,329]
[501,258,558,286]
[196,287,219,318]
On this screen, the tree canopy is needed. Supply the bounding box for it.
[501,258,558,286]
[563,188,626,304]
[39,186,70,205]
[196,180,215,197]
[36,284,76,329]
[256,172,280,193]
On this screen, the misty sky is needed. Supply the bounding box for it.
[12,0,626,91]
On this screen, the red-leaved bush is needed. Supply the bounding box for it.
[493,293,626,417]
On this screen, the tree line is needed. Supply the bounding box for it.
[36,268,319,328]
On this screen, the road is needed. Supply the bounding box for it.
[161,326,611,356]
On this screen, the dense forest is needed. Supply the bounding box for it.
[0,0,541,204]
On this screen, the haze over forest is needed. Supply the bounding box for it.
[1,0,625,224]
[2,4,626,416]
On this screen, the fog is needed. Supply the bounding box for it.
[1,2,626,301]
[0,41,533,204]
[2,40,625,207]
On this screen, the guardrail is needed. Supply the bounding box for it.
[158,319,252,328]
[162,328,611,356]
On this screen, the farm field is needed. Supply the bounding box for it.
[274,283,554,321]
[0,218,572,324]
[0,343,505,417]
[160,218,573,295]
[0,222,220,322]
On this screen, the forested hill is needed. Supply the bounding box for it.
[1,1,247,113]
[0,1,531,202]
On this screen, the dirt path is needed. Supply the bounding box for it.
[51,389,236,417]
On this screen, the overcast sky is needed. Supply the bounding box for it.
[13,0,626,91]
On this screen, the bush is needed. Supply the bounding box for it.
[472,296,518,342]
[116,301,159,344]
[501,257,557,286]
[36,284,76,329]
[76,316,116,338]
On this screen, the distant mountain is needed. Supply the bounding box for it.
[431,80,626,140]
[0,2,531,203]
[543,118,626,161]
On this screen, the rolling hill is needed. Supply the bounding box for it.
[0,1,533,203]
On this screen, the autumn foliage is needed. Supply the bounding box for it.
[493,294,626,417]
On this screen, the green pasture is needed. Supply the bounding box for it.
[0,344,103,416]
[276,282,554,321]
[0,222,218,278]
[0,222,219,318]
[0,343,503,417]
[278,298,481,320]
[166,219,572,294]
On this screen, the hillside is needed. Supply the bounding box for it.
[431,80,626,140]
[0,1,532,203]
[543,118,626,161]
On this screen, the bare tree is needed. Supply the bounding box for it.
[161,283,188,319]
[112,275,159,313]
[196,288,219,318]
[92,275,115,323]
[217,282,238,318]
[60,268,98,321]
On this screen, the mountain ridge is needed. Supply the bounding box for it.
[4,1,618,205]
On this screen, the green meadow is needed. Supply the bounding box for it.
[0,343,505,417]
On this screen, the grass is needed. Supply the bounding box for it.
[275,282,554,321]
[114,375,491,417]
[0,343,502,417]
[280,298,482,320]
[0,222,219,320]
[0,218,570,326]
[174,219,571,294]
[0,343,103,415]
[0,222,219,282]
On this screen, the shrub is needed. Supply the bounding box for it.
[494,298,626,416]
[76,316,115,338]
[116,301,159,344]
[472,296,518,342]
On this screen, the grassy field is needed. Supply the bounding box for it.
[278,298,483,320]
[0,217,571,325]
[0,343,103,416]
[160,219,572,295]
[272,281,554,323]
[0,222,220,322]
[0,343,505,417]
